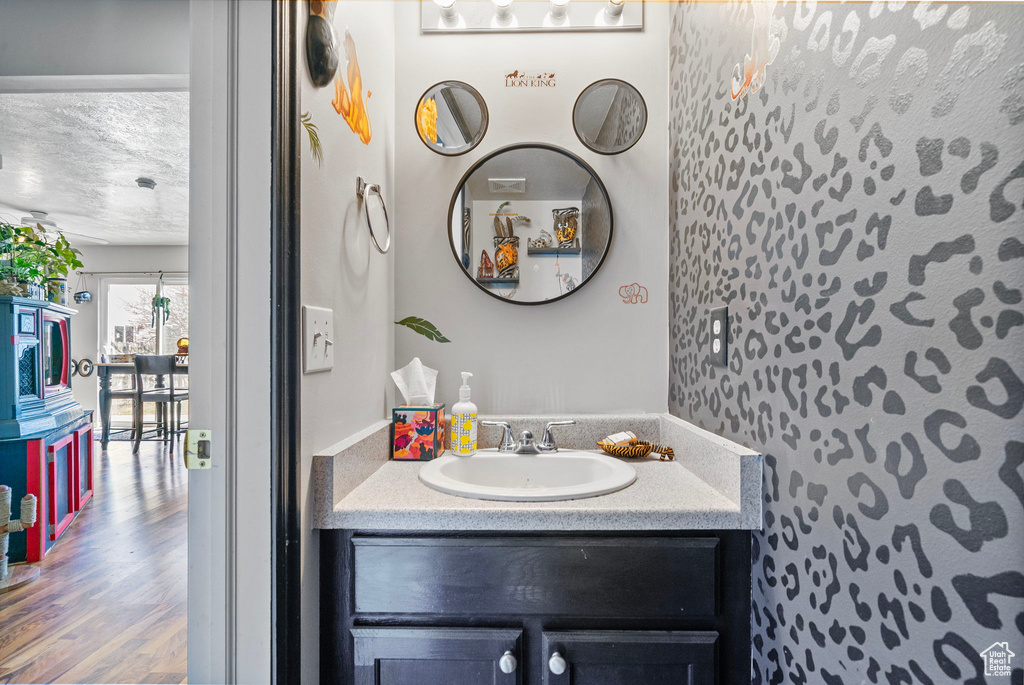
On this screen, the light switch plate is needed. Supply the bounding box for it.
[710,305,728,368]
[302,305,335,374]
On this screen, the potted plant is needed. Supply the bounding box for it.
[0,222,83,303]
[39,231,83,305]
[0,222,47,298]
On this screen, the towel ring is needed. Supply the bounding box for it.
[356,177,391,254]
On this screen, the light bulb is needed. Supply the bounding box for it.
[492,0,513,20]
[605,0,624,17]
[434,0,458,21]
[550,0,569,19]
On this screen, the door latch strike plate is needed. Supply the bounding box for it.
[185,429,213,470]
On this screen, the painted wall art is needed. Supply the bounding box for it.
[669,2,1023,683]
[300,112,323,166]
[729,0,780,100]
[619,283,648,304]
[394,316,451,343]
[333,29,373,145]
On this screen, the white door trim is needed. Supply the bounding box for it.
[0,74,189,93]
[189,1,273,682]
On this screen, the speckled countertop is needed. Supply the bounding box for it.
[312,413,763,531]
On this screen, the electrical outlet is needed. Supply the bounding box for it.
[710,306,728,368]
[302,305,335,373]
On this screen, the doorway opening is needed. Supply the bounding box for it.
[0,5,192,681]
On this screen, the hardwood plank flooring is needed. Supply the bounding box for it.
[0,440,187,684]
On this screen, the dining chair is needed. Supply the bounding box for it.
[101,354,141,424]
[132,355,189,454]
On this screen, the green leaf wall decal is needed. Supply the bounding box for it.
[301,111,324,167]
[395,316,451,343]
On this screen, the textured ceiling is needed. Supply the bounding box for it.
[0,91,189,245]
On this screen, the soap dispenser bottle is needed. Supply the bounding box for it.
[451,372,478,456]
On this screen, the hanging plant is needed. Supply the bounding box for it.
[152,295,171,327]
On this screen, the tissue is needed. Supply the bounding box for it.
[390,358,445,460]
[390,357,438,406]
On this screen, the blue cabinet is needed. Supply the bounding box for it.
[0,296,92,562]
[1,296,84,439]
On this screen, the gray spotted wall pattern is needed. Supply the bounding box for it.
[668,2,1024,683]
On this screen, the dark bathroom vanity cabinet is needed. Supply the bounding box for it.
[320,530,751,685]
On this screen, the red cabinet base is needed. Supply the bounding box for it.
[18,416,94,562]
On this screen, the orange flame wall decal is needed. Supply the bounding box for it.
[333,29,372,145]
[730,0,780,100]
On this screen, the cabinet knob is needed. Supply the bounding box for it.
[549,651,567,675]
[499,650,517,674]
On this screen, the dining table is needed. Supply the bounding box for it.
[95,360,188,448]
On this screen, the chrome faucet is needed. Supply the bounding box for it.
[480,420,576,454]
[480,420,515,452]
[537,420,575,452]
[515,430,540,454]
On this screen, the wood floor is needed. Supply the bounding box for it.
[0,439,187,684]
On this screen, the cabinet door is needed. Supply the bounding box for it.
[352,628,522,685]
[541,631,717,685]
[73,425,94,510]
[47,433,76,541]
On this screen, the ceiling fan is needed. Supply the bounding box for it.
[19,210,109,245]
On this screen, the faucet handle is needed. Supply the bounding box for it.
[481,420,515,452]
[540,420,576,452]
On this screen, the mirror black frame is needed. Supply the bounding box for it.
[415,80,490,157]
[447,142,614,306]
[572,78,648,156]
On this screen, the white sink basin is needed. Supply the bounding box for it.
[418,450,637,502]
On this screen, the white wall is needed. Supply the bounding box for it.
[69,244,188,414]
[0,0,189,77]
[299,3,395,682]
[394,4,670,414]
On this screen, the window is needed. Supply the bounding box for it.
[101,279,189,426]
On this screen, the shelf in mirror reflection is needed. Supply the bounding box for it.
[526,246,581,256]
[476,277,520,287]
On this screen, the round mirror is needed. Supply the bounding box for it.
[416,81,489,156]
[572,79,647,155]
[448,143,613,305]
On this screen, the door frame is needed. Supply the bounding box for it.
[188,1,279,682]
[271,0,303,683]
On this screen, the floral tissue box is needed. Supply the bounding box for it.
[391,404,446,461]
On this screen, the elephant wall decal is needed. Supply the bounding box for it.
[619,283,648,304]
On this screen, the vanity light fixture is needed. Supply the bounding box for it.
[492,0,513,21]
[549,0,569,20]
[605,0,624,18]
[434,0,458,21]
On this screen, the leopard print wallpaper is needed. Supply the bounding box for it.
[668,3,1024,683]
